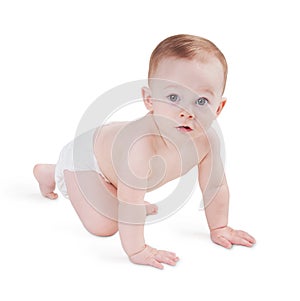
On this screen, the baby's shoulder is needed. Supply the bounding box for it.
[102,120,153,159]
[110,123,154,181]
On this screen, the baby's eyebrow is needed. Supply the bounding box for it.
[197,88,215,98]
[163,84,182,91]
[162,84,216,98]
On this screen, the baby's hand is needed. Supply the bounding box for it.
[210,226,256,249]
[129,245,179,269]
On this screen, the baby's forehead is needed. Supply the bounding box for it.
[150,57,224,97]
[150,79,197,94]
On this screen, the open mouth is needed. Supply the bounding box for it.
[176,125,193,132]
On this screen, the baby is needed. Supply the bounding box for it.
[33,34,256,269]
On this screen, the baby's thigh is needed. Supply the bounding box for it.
[64,170,118,236]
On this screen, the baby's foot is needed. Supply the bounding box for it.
[33,164,58,200]
[144,201,158,215]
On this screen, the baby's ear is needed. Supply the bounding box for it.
[216,98,227,116]
[142,87,153,111]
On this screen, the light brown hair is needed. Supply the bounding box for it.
[148,34,228,93]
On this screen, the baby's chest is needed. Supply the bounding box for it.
[148,145,202,187]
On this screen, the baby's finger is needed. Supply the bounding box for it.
[148,257,164,269]
[159,250,178,259]
[236,230,256,244]
[160,251,180,263]
[155,253,178,266]
[213,236,232,249]
[231,236,253,247]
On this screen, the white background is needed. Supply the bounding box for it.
[1,0,300,300]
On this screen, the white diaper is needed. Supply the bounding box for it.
[55,128,108,198]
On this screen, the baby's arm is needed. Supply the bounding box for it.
[117,181,147,255]
[198,130,255,248]
[198,147,229,230]
[116,139,179,269]
[117,181,179,269]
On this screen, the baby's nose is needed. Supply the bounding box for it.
[179,109,194,120]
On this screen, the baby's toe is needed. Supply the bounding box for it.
[145,203,158,215]
[46,192,58,200]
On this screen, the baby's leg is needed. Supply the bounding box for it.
[33,164,58,200]
[64,170,118,236]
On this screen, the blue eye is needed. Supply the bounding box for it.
[167,94,180,102]
[195,97,208,106]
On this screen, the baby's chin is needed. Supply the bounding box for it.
[188,129,207,139]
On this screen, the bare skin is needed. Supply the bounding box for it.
[33,164,58,200]
[33,57,256,269]
[33,164,158,215]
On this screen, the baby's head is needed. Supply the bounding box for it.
[148,34,228,94]
[143,34,228,135]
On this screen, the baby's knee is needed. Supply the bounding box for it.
[85,222,118,237]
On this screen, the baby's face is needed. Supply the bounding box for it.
[144,57,226,137]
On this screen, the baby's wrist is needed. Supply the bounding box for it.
[128,244,147,258]
[129,244,158,263]
[210,225,228,232]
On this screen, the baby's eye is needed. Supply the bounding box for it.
[195,97,209,106]
[167,94,180,102]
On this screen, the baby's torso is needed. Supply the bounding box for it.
[94,120,209,191]
[93,121,128,187]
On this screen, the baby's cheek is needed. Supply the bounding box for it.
[194,109,216,130]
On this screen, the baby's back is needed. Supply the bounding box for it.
[94,121,130,187]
